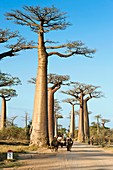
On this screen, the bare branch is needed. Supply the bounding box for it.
[46,44,66,49]
[0,35,36,60]
[48,41,95,58]
[48,73,70,85]
[6,5,70,33]
[0,29,18,43]
[0,72,21,87]
[62,98,79,105]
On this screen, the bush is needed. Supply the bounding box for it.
[0,127,30,141]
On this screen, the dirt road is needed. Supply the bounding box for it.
[3,142,113,170]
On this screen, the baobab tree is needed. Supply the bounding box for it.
[62,98,79,138]
[54,99,63,138]
[0,29,34,60]
[6,6,95,146]
[83,85,103,140]
[94,114,102,134]
[0,72,21,129]
[62,83,85,142]
[28,74,69,144]
[48,74,69,144]
[0,72,21,87]
[101,118,110,128]
[0,89,17,129]
[62,82,103,142]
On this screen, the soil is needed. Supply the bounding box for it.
[3,142,113,170]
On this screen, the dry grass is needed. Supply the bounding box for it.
[0,144,39,153]
[104,146,113,152]
[0,140,39,169]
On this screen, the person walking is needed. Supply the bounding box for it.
[66,137,73,151]
[51,137,59,151]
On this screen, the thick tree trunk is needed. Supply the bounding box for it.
[48,85,60,145]
[54,115,58,138]
[70,104,75,138]
[84,100,90,141]
[30,32,48,147]
[48,88,54,145]
[0,97,6,129]
[78,94,84,142]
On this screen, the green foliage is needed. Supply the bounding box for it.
[0,127,30,140]
[58,127,67,136]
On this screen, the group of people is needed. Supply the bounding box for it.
[51,136,73,152]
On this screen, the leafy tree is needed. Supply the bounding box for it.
[62,98,79,138]
[0,29,34,60]
[6,6,95,146]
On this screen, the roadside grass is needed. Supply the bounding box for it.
[104,146,113,152]
[0,140,39,169]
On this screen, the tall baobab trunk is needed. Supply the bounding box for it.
[48,84,60,145]
[48,88,54,145]
[84,100,90,141]
[0,97,6,129]
[30,31,48,146]
[54,115,58,138]
[78,92,84,142]
[70,104,75,138]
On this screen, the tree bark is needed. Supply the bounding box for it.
[84,100,90,141]
[78,93,84,142]
[0,97,6,129]
[70,104,75,138]
[54,115,58,138]
[48,85,60,145]
[30,31,48,146]
[48,88,54,145]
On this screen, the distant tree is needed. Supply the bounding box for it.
[0,29,34,60]
[0,89,17,129]
[62,82,103,142]
[7,115,18,127]
[83,85,103,140]
[0,73,21,129]
[62,98,79,138]
[94,114,102,134]
[22,112,30,129]
[101,118,110,128]
[6,6,95,146]
[62,83,85,142]
[54,99,62,138]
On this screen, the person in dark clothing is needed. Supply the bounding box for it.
[51,137,58,151]
[90,136,94,145]
[66,137,73,151]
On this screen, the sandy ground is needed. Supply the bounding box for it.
[3,142,113,170]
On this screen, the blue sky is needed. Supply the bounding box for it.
[0,0,113,129]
